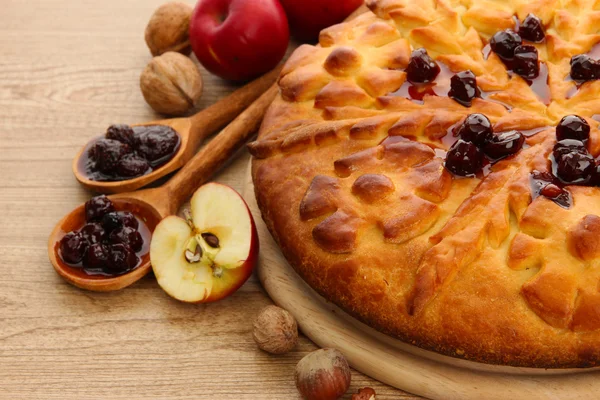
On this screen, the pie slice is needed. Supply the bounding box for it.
[250,0,600,368]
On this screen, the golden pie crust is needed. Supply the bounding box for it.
[250,0,600,368]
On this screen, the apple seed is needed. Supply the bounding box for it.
[184,238,202,263]
[201,232,220,248]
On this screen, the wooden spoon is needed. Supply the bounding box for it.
[73,65,282,194]
[50,84,279,291]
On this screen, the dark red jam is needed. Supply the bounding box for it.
[525,114,600,208]
[405,48,440,83]
[444,113,525,176]
[445,140,484,176]
[393,61,484,107]
[551,139,595,185]
[513,45,539,79]
[58,196,154,277]
[483,130,525,161]
[80,124,180,182]
[486,19,551,104]
[556,115,590,143]
[490,29,522,61]
[530,171,572,209]
[448,70,480,107]
[570,54,600,81]
[518,14,545,43]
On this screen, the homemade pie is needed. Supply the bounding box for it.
[249,0,600,368]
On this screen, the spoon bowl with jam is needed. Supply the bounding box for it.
[49,195,161,291]
[73,65,281,194]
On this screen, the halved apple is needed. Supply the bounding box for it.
[150,183,258,303]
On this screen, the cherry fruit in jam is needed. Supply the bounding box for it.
[58,196,146,277]
[115,155,151,178]
[101,211,138,235]
[483,130,525,161]
[490,29,522,61]
[106,124,135,146]
[85,124,180,182]
[519,14,546,43]
[405,48,440,83]
[80,223,105,245]
[85,195,115,222]
[85,243,109,270]
[59,232,88,264]
[513,45,539,79]
[109,227,143,252]
[455,113,493,147]
[570,54,599,81]
[445,139,484,176]
[134,125,179,166]
[106,244,139,274]
[553,139,586,158]
[556,115,590,142]
[448,70,480,107]
[89,139,131,175]
[519,14,545,43]
[553,150,595,184]
[117,211,139,230]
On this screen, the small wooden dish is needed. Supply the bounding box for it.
[48,197,161,291]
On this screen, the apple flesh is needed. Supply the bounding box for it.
[279,0,363,42]
[150,183,258,303]
[189,0,289,81]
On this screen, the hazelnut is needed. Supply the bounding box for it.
[295,348,351,400]
[352,387,376,400]
[145,2,193,56]
[140,52,203,116]
[252,305,298,354]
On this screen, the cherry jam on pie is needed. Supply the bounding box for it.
[444,113,525,176]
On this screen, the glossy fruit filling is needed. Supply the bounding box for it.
[82,124,180,182]
[59,196,151,276]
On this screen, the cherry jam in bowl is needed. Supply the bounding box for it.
[53,196,161,281]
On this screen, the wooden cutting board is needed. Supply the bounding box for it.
[242,162,600,400]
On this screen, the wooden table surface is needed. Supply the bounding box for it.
[0,0,422,398]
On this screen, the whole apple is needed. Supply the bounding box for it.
[279,0,363,42]
[190,0,289,81]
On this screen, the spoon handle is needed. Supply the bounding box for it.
[164,84,279,212]
[186,65,283,151]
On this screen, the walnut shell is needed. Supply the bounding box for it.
[140,52,203,116]
[252,305,298,354]
[145,2,193,56]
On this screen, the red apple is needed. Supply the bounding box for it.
[189,0,289,81]
[150,183,258,303]
[279,0,363,42]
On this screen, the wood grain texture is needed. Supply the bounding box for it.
[0,0,416,398]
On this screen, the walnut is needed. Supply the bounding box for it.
[145,2,193,56]
[140,52,203,116]
[252,305,298,354]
